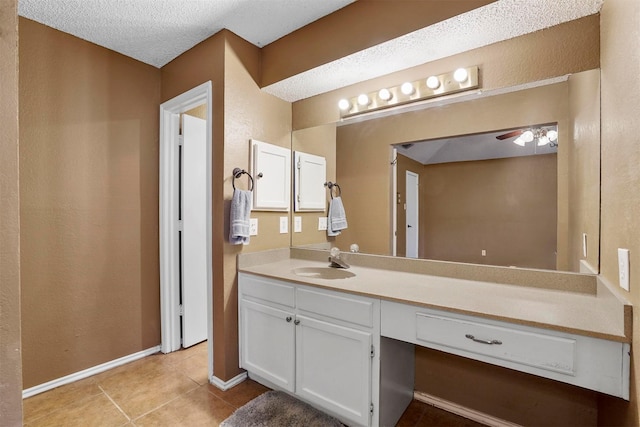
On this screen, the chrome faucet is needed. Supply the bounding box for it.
[328,247,350,269]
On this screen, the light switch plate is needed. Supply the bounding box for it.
[318,217,327,231]
[618,248,630,291]
[249,218,258,236]
[279,217,288,234]
[294,216,302,233]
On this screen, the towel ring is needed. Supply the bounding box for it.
[324,181,341,199]
[232,168,254,191]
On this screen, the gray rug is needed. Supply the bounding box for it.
[221,390,344,427]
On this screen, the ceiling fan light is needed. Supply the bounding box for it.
[547,130,558,141]
[538,136,550,146]
[513,136,526,147]
[522,130,534,143]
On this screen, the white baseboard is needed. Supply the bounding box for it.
[413,390,522,427]
[210,372,247,391]
[22,345,161,399]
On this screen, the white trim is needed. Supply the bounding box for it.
[391,148,397,257]
[22,346,161,399]
[159,81,214,381]
[210,372,248,391]
[413,391,522,427]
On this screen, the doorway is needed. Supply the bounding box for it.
[159,82,213,381]
[405,170,419,258]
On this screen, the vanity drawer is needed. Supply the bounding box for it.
[239,273,295,308]
[296,287,374,328]
[415,313,576,375]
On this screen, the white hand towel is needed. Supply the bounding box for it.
[229,189,252,245]
[327,196,347,237]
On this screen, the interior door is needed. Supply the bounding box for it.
[405,171,419,258]
[181,114,208,348]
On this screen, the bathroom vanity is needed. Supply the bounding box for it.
[237,248,631,427]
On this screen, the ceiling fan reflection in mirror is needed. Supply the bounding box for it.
[496,126,558,147]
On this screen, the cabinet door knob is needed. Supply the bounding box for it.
[294,319,300,325]
[286,316,292,322]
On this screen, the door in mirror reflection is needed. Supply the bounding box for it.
[405,170,419,258]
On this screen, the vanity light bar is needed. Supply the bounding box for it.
[339,66,480,117]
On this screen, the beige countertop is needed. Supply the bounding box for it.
[238,248,632,343]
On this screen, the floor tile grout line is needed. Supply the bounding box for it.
[22,385,103,425]
[127,386,199,422]
[99,385,131,422]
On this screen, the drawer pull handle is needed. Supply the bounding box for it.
[285,316,292,322]
[294,319,301,325]
[465,334,502,345]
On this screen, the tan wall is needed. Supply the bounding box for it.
[335,82,570,262]
[161,30,292,381]
[291,124,337,248]
[420,154,558,269]
[19,18,162,388]
[567,69,601,272]
[293,15,599,130]
[597,0,640,425]
[262,0,495,87]
[0,0,23,424]
[415,348,597,426]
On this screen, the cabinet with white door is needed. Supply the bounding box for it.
[239,273,380,427]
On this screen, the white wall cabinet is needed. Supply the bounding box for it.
[251,140,290,211]
[239,273,380,427]
[294,151,327,212]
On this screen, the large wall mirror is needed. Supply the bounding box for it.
[290,69,601,273]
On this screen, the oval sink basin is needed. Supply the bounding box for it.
[293,267,355,280]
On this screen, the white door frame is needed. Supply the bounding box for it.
[159,82,213,379]
[406,170,419,258]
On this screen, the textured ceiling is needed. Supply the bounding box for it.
[264,0,604,101]
[18,0,603,102]
[18,0,355,68]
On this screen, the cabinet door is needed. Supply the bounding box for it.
[251,140,291,211]
[240,299,295,392]
[294,151,326,212]
[296,315,372,426]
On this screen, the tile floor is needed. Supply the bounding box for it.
[23,342,485,426]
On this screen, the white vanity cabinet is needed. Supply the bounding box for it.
[239,273,380,427]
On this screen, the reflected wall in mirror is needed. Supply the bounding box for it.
[394,124,558,270]
[291,69,601,273]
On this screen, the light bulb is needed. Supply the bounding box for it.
[522,130,534,143]
[400,82,415,95]
[513,137,526,147]
[453,68,468,83]
[547,130,558,141]
[338,99,351,111]
[426,76,440,89]
[357,94,370,106]
[538,136,550,146]
[378,88,392,101]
